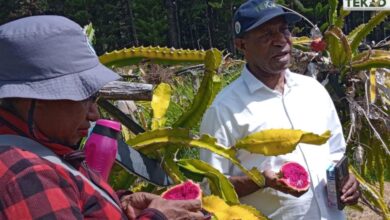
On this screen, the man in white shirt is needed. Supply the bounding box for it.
[200,0,360,219]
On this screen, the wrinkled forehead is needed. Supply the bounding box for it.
[258,16,288,30]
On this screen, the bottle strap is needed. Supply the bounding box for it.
[0,134,121,210]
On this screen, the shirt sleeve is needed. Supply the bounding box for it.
[199,106,234,176]
[0,164,83,220]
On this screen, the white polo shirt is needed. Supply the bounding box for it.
[200,66,346,220]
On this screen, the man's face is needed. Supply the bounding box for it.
[34,98,100,146]
[236,17,292,75]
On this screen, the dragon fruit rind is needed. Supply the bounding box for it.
[161,180,202,200]
[310,38,327,52]
[277,162,310,192]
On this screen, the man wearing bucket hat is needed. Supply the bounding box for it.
[0,16,204,220]
[200,0,360,219]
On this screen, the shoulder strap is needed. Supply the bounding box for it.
[0,134,121,210]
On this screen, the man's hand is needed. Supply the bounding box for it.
[263,170,307,198]
[120,192,205,220]
[340,173,360,205]
[229,175,261,197]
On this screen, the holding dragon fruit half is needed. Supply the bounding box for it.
[161,180,202,200]
[275,162,310,196]
[162,181,211,220]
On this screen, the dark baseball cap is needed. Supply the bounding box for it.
[233,0,301,37]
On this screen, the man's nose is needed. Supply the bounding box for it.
[272,31,289,46]
[87,102,100,121]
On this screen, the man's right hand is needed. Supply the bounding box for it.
[148,196,205,220]
[263,170,307,197]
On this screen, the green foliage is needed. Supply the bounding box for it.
[299,2,390,218]
[133,0,168,46]
[350,11,390,53]
[350,166,390,218]
[98,46,332,219]
[328,0,338,26]
[173,49,222,128]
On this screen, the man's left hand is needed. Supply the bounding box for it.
[340,173,360,205]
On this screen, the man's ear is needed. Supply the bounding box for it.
[234,38,246,53]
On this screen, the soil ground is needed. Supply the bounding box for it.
[345,182,390,220]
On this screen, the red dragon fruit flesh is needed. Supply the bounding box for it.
[277,162,310,193]
[161,180,202,200]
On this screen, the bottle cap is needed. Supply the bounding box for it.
[96,119,121,132]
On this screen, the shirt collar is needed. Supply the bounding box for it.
[242,65,299,94]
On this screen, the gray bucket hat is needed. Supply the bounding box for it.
[0,15,120,101]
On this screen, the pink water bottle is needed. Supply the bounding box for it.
[84,119,121,181]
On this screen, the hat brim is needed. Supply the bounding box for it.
[0,63,121,101]
[246,11,301,34]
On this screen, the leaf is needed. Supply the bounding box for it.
[292,36,312,45]
[208,1,223,9]
[300,130,331,145]
[173,49,222,128]
[202,195,269,220]
[349,166,390,216]
[205,48,223,71]
[351,57,390,71]
[127,128,265,187]
[177,159,239,204]
[292,0,312,13]
[151,83,171,130]
[350,11,390,53]
[374,147,385,197]
[162,155,187,183]
[127,128,237,161]
[324,26,351,67]
[352,50,390,62]
[328,0,338,25]
[241,167,265,188]
[319,22,329,32]
[83,22,95,45]
[234,129,330,156]
[347,24,365,43]
[335,8,350,28]
[369,69,377,104]
[108,163,137,190]
[347,204,364,212]
[292,44,310,52]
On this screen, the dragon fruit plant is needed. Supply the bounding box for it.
[96,45,333,219]
[291,0,390,217]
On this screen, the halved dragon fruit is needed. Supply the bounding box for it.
[161,180,202,200]
[277,162,310,193]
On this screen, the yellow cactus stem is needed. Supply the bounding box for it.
[202,195,269,220]
[370,68,377,104]
[99,46,207,67]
